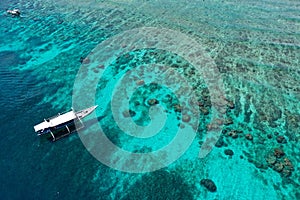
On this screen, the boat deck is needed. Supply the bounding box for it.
[34,111,76,132]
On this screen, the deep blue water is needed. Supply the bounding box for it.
[1,0,299,199]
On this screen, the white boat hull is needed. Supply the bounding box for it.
[34,105,98,140]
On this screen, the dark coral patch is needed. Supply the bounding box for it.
[123,171,194,199]
[0,51,22,68]
[200,179,217,192]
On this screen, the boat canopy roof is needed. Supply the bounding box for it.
[34,111,76,132]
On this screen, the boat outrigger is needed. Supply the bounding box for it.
[34,105,98,141]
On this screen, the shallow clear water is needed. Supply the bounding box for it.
[0,0,299,199]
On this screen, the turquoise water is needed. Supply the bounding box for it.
[0,0,299,199]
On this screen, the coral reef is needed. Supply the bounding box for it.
[200,179,217,192]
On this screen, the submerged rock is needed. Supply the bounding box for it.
[122,110,130,118]
[147,98,159,106]
[274,148,285,158]
[80,57,90,64]
[200,179,217,192]
[173,104,182,112]
[267,134,273,139]
[274,162,284,172]
[245,134,253,141]
[215,137,224,148]
[224,118,233,125]
[224,149,234,156]
[282,169,292,177]
[254,161,266,169]
[182,115,191,123]
[266,151,294,177]
[136,79,145,86]
[226,100,235,109]
[276,136,287,144]
[122,110,136,118]
[228,130,238,139]
[283,158,293,169]
[265,154,277,165]
[200,106,209,115]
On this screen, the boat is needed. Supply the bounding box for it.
[7,9,21,17]
[34,105,98,141]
